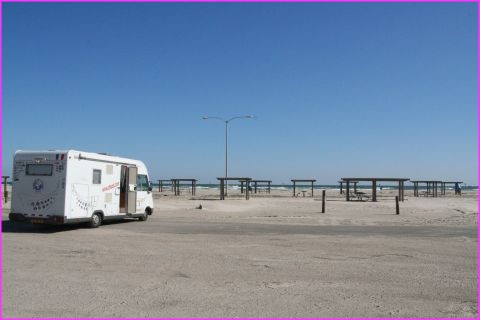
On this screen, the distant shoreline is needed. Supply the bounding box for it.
[150,183,478,191]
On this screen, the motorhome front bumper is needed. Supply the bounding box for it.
[9,213,66,225]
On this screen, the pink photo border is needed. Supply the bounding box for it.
[0,1,477,320]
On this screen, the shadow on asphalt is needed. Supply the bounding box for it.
[2,220,83,233]
[1,218,139,234]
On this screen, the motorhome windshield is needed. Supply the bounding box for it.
[26,164,53,176]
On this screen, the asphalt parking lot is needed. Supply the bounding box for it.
[2,211,477,318]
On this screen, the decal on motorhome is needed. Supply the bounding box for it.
[102,182,120,192]
[32,179,44,192]
[72,184,95,211]
[13,161,25,181]
[19,181,61,212]
[31,197,54,211]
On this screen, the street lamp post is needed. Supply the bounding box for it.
[202,115,254,196]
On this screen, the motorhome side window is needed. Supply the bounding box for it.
[92,169,101,184]
[26,164,53,176]
[137,174,149,191]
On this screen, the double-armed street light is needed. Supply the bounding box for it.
[202,115,255,196]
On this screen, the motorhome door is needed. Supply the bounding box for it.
[127,166,137,213]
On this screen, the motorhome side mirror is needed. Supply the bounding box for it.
[148,186,153,192]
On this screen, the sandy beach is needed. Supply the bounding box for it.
[153,187,478,227]
[1,187,477,318]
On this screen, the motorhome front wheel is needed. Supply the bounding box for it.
[89,213,102,228]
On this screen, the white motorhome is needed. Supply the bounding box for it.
[9,150,154,227]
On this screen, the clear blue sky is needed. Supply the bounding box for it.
[3,3,478,185]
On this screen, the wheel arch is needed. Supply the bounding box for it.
[145,207,153,215]
[92,210,104,219]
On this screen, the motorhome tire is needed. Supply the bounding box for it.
[89,213,102,228]
[139,212,148,221]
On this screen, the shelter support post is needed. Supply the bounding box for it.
[220,180,225,200]
[322,190,326,213]
[346,181,350,201]
[398,181,405,202]
[2,176,8,203]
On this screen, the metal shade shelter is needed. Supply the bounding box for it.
[158,179,172,192]
[338,180,358,194]
[217,177,252,200]
[341,178,409,202]
[240,180,272,194]
[410,180,442,197]
[171,179,198,196]
[291,179,316,197]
